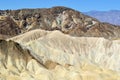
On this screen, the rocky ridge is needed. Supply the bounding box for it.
[0,29,120,80]
[0,6,120,39]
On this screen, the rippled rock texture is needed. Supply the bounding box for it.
[0,29,118,80]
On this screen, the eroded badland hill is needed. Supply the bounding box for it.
[0,7,120,80]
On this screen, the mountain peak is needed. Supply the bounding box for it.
[0,7,120,39]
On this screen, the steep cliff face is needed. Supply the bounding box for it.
[0,7,120,39]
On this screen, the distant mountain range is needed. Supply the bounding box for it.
[84,10,120,25]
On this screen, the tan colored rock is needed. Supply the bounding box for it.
[10,30,120,72]
[25,31,120,72]
[5,30,120,80]
[8,29,49,44]
[0,16,8,20]
[44,60,59,69]
[51,20,57,29]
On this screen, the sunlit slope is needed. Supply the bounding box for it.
[3,29,120,80]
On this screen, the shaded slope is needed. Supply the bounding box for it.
[0,40,51,80]
[0,16,20,36]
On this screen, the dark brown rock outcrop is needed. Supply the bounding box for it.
[0,16,20,37]
[0,6,120,39]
